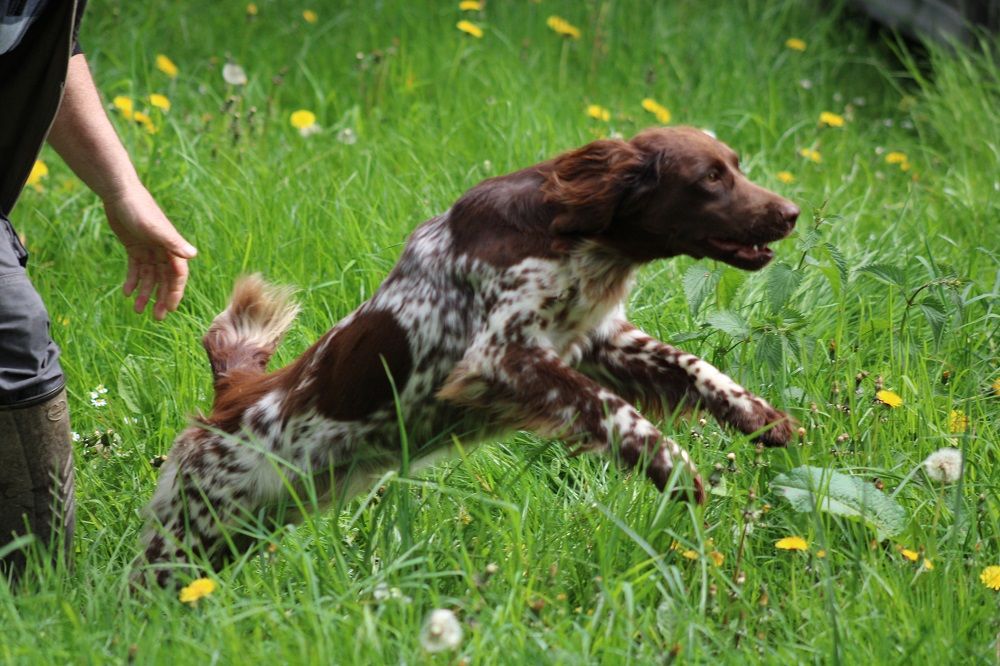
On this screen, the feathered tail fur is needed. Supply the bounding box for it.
[202,274,300,384]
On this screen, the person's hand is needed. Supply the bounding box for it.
[102,186,197,320]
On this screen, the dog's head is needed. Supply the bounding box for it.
[541,126,799,270]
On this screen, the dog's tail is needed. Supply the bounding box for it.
[203,274,300,383]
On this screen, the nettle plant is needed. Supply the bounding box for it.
[679,204,975,544]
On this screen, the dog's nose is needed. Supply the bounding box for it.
[780,201,800,228]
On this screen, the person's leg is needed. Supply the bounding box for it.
[0,214,74,579]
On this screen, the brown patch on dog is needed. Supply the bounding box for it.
[291,309,413,422]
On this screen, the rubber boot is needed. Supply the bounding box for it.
[0,389,75,580]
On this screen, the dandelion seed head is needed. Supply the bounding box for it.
[420,608,463,652]
[223,62,248,86]
[923,447,963,483]
[336,127,357,145]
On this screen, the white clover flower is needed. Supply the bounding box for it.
[419,608,462,653]
[923,447,963,483]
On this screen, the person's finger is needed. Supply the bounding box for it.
[133,260,156,314]
[123,254,140,296]
[159,255,190,315]
[154,224,198,259]
[152,261,168,320]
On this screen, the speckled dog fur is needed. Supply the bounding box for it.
[137,127,799,586]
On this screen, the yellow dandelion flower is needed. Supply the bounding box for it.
[178,577,216,604]
[586,104,610,122]
[775,536,809,551]
[456,20,484,38]
[885,151,912,172]
[641,98,671,124]
[112,95,135,120]
[876,389,903,408]
[785,37,807,51]
[26,160,48,189]
[992,377,1000,396]
[133,111,157,134]
[980,566,1000,590]
[290,109,317,129]
[816,549,827,559]
[547,15,581,39]
[922,559,934,571]
[819,111,845,128]
[246,3,258,16]
[459,1,482,10]
[948,410,969,434]
[799,148,821,163]
[900,548,919,562]
[148,93,171,112]
[681,549,698,560]
[708,550,724,566]
[776,171,795,184]
[155,54,178,79]
[302,10,318,24]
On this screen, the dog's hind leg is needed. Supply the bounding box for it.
[135,428,271,587]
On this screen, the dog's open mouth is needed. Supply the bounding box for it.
[705,231,790,271]
[706,238,774,267]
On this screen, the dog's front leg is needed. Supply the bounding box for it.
[439,344,705,502]
[582,320,793,446]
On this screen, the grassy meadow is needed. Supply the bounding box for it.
[3,0,999,662]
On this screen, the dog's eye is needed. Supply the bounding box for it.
[703,169,721,183]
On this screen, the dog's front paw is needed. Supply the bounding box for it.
[749,402,794,447]
[709,394,794,447]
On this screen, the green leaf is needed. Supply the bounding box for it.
[771,465,907,540]
[797,227,822,253]
[917,297,948,343]
[755,330,784,371]
[822,242,848,283]
[857,263,907,288]
[705,309,750,339]
[716,267,747,309]
[765,263,803,311]
[117,355,144,415]
[682,265,722,315]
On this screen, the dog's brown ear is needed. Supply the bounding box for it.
[541,139,645,236]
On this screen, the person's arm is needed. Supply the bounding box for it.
[45,54,197,320]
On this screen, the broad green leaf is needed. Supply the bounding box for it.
[771,465,907,540]
[682,265,722,315]
[755,330,784,371]
[705,309,750,339]
[765,263,803,311]
[857,263,907,288]
[117,355,144,415]
[822,242,848,283]
[716,267,747,309]
[917,298,948,344]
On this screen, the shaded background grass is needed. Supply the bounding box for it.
[2,0,999,662]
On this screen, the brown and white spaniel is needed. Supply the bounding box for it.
[137,126,799,585]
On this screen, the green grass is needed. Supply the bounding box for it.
[4,0,999,662]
